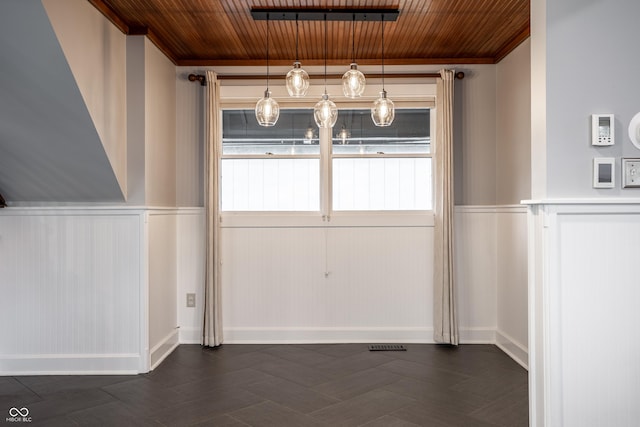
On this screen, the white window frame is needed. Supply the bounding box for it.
[218,81,436,227]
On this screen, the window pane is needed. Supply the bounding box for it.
[221,159,320,211]
[332,158,432,210]
[223,109,320,155]
[332,109,430,155]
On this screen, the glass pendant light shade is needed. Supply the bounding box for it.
[337,126,350,144]
[303,127,315,144]
[286,62,310,97]
[342,64,366,98]
[371,90,395,127]
[255,90,280,127]
[314,93,338,128]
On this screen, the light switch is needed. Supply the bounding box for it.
[622,158,640,188]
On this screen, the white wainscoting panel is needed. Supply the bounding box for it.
[528,202,640,427]
[176,208,205,344]
[496,206,528,368]
[213,207,521,345]
[454,207,498,343]
[0,209,143,374]
[147,211,178,368]
[221,224,433,343]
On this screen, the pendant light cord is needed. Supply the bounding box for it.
[295,15,299,62]
[381,14,385,91]
[351,15,356,64]
[266,14,270,91]
[324,14,327,93]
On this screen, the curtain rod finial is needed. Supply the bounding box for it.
[188,74,207,86]
[455,71,465,80]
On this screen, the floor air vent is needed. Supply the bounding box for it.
[368,344,407,351]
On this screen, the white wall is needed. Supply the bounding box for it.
[454,65,497,205]
[175,69,204,207]
[496,39,531,205]
[43,0,127,197]
[452,47,531,366]
[125,36,178,206]
[145,39,177,207]
[173,66,506,345]
[126,36,147,205]
[493,39,531,368]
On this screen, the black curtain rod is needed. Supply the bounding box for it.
[188,72,464,86]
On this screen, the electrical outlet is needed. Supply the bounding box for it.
[622,158,640,188]
[186,293,196,308]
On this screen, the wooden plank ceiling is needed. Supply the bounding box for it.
[88,0,529,66]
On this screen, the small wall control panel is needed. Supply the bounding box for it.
[592,114,614,146]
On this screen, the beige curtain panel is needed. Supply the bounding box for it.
[203,70,223,347]
[433,69,458,345]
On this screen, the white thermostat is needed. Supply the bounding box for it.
[592,114,614,146]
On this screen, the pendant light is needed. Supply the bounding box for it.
[286,15,310,97]
[255,14,280,126]
[303,126,315,144]
[337,125,350,144]
[371,15,394,127]
[342,15,366,98]
[314,16,338,128]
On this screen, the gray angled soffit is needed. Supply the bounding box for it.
[0,0,124,203]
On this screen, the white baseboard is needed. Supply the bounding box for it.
[150,329,179,370]
[0,353,141,376]
[222,327,496,344]
[495,329,528,369]
[179,327,202,344]
[223,327,434,344]
[458,327,496,343]
[0,328,524,375]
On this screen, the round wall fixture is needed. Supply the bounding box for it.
[629,112,640,150]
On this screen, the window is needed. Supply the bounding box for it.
[220,107,432,213]
[331,109,431,211]
[221,109,320,211]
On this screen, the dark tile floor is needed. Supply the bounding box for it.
[1,344,528,426]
